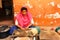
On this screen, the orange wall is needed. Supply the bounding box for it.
[13,0,60,27]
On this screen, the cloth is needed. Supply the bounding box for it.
[15,18,34,26]
[16,10,32,28]
[55,27,60,32]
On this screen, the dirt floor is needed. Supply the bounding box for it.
[0,36,11,40]
[0,20,14,26]
[40,30,60,40]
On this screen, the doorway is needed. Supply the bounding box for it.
[0,0,14,26]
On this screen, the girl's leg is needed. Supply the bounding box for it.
[9,25,18,35]
[29,25,40,34]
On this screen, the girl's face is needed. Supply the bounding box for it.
[22,10,27,15]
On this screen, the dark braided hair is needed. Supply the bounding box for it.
[21,7,27,12]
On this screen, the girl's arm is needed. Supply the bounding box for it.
[26,18,34,29]
[15,19,25,30]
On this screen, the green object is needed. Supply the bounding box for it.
[35,26,40,34]
[55,27,60,32]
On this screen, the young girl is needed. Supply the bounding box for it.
[9,7,40,35]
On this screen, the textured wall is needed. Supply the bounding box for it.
[13,0,60,27]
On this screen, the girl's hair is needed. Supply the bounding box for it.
[21,7,27,11]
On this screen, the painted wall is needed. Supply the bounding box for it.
[13,0,60,27]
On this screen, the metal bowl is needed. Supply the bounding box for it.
[0,25,10,39]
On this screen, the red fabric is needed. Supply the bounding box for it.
[16,11,32,28]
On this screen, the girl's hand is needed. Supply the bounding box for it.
[21,28,26,31]
[25,27,29,30]
[25,27,31,30]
